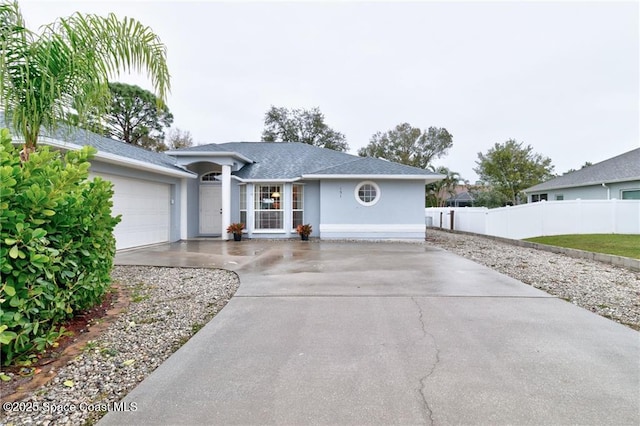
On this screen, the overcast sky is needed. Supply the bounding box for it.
[20,0,639,182]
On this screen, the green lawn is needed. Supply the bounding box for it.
[524,234,640,259]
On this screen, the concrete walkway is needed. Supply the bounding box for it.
[102,240,639,425]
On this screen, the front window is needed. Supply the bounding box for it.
[292,184,304,230]
[254,184,283,230]
[239,185,247,225]
[355,181,380,206]
[622,189,640,200]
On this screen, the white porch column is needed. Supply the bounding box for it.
[180,178,188,240]
[221,165,231,241]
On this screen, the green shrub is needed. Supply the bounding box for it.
[0,128,121,364]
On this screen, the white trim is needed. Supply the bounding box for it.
[235,175,445,183]
[32,136,197,179]
[303,173,445,183]
[354,181,381,206]
[166,150,253,163]
[233,177,302,183]
[246,183,255,234]
[251,230,286,234]
[319,223,426,240]
[253,183,285,231]
[320,224,425,233]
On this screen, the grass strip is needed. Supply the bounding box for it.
[524,234,640,259]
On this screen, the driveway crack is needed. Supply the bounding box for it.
[412,297,440,426]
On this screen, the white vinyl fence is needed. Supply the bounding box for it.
[426,200,640,240]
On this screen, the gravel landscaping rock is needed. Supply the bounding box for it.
[426,228,640,330]
[1,266,239,426]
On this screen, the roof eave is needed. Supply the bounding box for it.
[31,136,197,179]
[302,173,445,183]
[232,176,301,183]
[524,176,640,193]
[167,150,254,163]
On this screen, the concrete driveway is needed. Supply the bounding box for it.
[103,240,639,425]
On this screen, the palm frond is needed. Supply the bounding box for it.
[0,0,170,148]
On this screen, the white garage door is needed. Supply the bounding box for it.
[92,173,171,250]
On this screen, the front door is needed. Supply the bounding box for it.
[199,185,222,234]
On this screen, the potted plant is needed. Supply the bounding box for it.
[226,223,245,241]
[296,224,312,241]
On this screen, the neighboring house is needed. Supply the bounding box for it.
[445,191,474,207]
[4,117,443,248]
[438,184,475,207]
[429,183,472,207]
[524,148,640,202]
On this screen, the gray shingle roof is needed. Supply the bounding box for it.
[218,142,353,180]
[2,112,443,181]
[1,112,189,174]
[524,147,640,192]
[195,142,440,180]
[169,143,229,153]
[308,156,436,176]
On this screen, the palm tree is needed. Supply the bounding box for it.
[426,166,461,207]
[0,1,170,159]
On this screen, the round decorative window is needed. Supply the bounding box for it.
[354,181,380,206]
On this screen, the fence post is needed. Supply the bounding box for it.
[450,210,455,231]
[440,211,443,228]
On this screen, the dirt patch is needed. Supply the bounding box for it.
[0,285,130,402]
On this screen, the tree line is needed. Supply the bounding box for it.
[70,82,192,152]
[261,106,555,207]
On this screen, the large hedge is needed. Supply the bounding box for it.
[0,129,121,364]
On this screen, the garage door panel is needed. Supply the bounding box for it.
[91,173,170,249]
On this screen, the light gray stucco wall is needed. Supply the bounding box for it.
[320,180,424,224]
[186,178,200,238]
[90,161,184,186]
[230,181,240,224]
[319,179,426,239]
[303,180,321,237]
